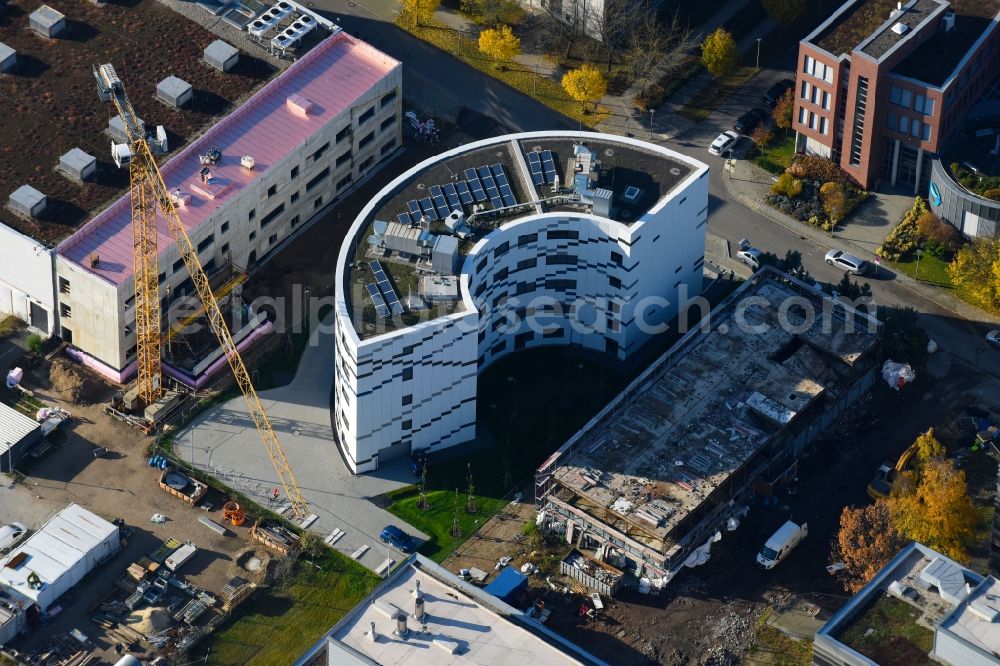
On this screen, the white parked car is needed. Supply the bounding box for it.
[825,249,870,275]
[0,522,27,551]
[709,130,740,156]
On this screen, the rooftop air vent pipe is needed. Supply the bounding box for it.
[414,596,426,622]
[395,613,409,638]
[369,621,378,643]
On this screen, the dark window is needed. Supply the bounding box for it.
[675,264,682,273]
[306,167,330,192]
[515,281,536,295]
[546,254,577,265]
[610,251,623,266]
[260,204,285,228]
[402,394,412,406]
[477,257,489,273]
[381,139,396,155]
[491,340,507,355]
[269,233,278,245]
[381,90,398,108]
[402,367,413,381]
[336,127,350,143]
[493,241,510,259]
[478,329,486,343]
[248,208,256,221]
[58,277,70,294]
[381,115,396,131]
[203,258,217,274]
[547,229,579,240]
[221,242,230,255]
[358,106,375,125]
[60,303,71,318]
[314,196,324,209]
[543,328,562,339]
[290,215,300,228]
[546,279,576,290]
[516,257,537,271]
[249,231,257,241]
[173,259,184,273]
[267,184,277,198]
[609,276,621,288]
[336,175,352,191]
[402,419,412,430]
[494,267,509,282]
[693,255,705,268]
[62,326,72,344]
[359,156,374,171]
[336,151,352,167]
[359,131,375,149]
[291,191,299,204]
[311,142,330,161]
[158,272,166,284]
[493,292,508,308]
[197,234,214,253]
[290,165,299,179]
[608,300,620,314]
[221,221,229,234]
[518,233,538,246]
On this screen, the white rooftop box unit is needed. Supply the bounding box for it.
[59,148,96,182]
[111,142,132,169]
[157,76,193,109]
[432,234,459,274]
[0,503,121,611]
[9,185,46,218]
[204,39,239,72]
[29,5,65,38]
[0,41,15,74]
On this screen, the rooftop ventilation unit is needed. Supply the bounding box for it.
[394,612,408,638]
[891,22,909,35]
[942,11,956,32]
[241,155,256,170]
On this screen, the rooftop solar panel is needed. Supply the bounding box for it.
[545,168,556,184]
[367,283,389,318]
[397,212,411,225]
[500,184,516,207]
[420,197,437,220]
[527,151,540,165]
[469,179,487,202]
[407,200,422,217]
[456,181,473,204]
[443,183,460,209]
[464,168,481,186]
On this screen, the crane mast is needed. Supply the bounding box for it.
[94,64,308,517]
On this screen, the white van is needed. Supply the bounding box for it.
[756,520,807,569]
[0,522,26,551]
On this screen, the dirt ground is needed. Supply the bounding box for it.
[0,0,274,242]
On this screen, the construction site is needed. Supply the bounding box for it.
[535,267,883,587]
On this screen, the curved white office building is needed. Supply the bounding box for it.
[334,132,709,472]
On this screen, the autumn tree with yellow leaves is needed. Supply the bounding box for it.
[949,238,1000,314]
[701,28,738,79]
[561,65,607,113]
[478,25,521,70]
[401,0,441,26]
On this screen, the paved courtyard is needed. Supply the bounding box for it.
[174,314,426,572]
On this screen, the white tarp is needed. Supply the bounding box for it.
[882,360,916,391]
[683,531,723,568]
[5,367,22,388]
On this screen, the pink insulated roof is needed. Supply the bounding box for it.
[57,30,400,287]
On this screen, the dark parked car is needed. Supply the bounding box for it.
[380,525,416,553]
[734,108,768,134]
[765,79,795,106]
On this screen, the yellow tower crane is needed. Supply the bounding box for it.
[94,63,308,518]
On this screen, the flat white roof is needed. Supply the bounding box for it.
[0,504,117,596]
[939,576,1000,658]
[331,562,586,666]
[0,401,40,455]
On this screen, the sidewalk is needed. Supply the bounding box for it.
[722,159,1000,324]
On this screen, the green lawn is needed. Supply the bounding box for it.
[746,615,813,666]
[387,487,509,562]
[836,596,935,666]
[197,551,379,665]
[678,66,758,122]
[753,133,796,174]
[398,18,605,127]
[890,253,953,288]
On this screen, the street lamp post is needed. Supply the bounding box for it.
[303,286,311,342]
[649,109,655,140]
[533,63,538,95]
[756,38,762,70]
[915,249,924,280]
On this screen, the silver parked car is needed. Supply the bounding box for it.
[0,522,27,551]
[825,249,869,275]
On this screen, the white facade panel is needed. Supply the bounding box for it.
[0,221,54,334]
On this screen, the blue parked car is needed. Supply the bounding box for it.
[380,525,416,553]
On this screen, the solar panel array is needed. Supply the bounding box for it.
[399,163,522,223]
[430,185,449,219]
[464,168,487,202]
[397,212,412,225]
[541,150,557,184]
[478,166,503,209]
[527,151,544,186]
[443,183,461,210]
[366,283,389,318]
[370,260,404,315]
[492,164,517,207]
[456,181,473,204]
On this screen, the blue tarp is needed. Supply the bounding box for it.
[483,566,527,605]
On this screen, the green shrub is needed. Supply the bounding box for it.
[771,172,803,198]
[879,197,929,261]
[26,334,42,354]
[983,188,1000,202]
